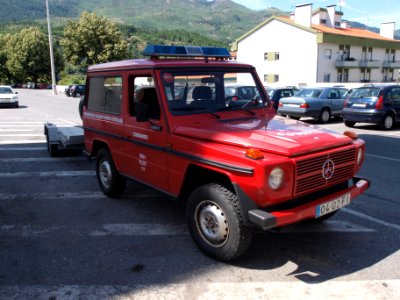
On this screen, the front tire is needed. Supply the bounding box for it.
[344,120,356,128]
[96,148,126,198]
[187,183,253,261]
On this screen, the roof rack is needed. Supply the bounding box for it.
[143,44,231,60]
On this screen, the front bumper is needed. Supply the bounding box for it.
[246,177,370,230]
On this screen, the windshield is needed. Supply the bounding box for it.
[0,87,13,94]
[295,88,323,98]
[161,70,267,115]
[350,87,380,98]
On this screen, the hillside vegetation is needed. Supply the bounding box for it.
[0,0,284,43]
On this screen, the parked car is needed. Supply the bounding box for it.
[69,84,86,97]
[266,86,299,111]
[0,85,19,108]
[277,86,349,123]
[343,84,400,130]
[64,85,73,97]
[224,84,258,106]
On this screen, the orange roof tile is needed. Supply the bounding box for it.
[312,24,397,41]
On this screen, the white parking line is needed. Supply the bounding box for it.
[342,208,400,231]
[0,139,46,144]
[366,154,400,163]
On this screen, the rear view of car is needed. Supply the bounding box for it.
[343,84,400,130]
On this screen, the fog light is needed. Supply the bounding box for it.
[269,167,284,190]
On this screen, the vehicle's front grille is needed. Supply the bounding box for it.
[294,148,355,195]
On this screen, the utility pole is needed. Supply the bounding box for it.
[46,0,57,95]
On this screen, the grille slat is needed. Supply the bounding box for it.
[295,148,356,195]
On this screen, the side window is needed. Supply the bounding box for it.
[87,76,122,114]
[389,87,400,101]
[128,75,159,119]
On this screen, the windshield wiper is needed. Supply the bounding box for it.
[171,106,220,119]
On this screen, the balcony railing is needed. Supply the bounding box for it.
[335,58,359,68]
[358,60,381,68]
[383,61,400,68]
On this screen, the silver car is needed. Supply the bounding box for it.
[277,87,348,123]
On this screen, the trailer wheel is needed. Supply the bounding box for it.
[187,183,253,261]
[46,134,58,157]
[96,148,126,198]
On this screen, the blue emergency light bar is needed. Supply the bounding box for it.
[143,45,231,59]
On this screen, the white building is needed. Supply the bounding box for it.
[233,3,400,87]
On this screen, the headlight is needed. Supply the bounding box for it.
[12,96,18,100]
[357,148,363,165]
[269,167,284,190]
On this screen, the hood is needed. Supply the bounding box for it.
[174,115,352,157]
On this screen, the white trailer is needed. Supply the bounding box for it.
[44,122,84,156]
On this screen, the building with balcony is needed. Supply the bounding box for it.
[232,3,400,86]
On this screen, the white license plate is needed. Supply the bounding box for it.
[0,99,10,103]
[284,104,299,107]
[353,103,366,108]
[316,193,351,217]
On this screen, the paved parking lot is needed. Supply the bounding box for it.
[0,89,399,299]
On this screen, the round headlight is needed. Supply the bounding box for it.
[357,148,363,165]
[269,167,284,190]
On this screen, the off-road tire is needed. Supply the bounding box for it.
[187,183,253,261]
[96,148,126,198]
[46,134,58,157]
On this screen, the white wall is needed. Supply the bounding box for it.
[237,19,318,87]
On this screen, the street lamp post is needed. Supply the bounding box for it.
[46,0,57,95]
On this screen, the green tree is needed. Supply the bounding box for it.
[0,34,12,83]
[60,12,129,67]
[5,27,63,83]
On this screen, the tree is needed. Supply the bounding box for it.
[0,34,12,83]
[4,27,63,83]
[60,12,129,67]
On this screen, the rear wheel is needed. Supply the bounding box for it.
[96,148,126,197]
[379,114,394,130]
[344,120,356,128]
[318,108,331,123]
[187,183,253,261]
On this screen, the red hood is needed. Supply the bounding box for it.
[173,115,352,157]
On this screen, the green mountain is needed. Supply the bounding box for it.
[0,0,284,43]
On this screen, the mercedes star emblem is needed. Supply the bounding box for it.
[322,159,335,180]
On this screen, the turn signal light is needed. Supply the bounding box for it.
[343,130,358,140]
[245,148,264,160]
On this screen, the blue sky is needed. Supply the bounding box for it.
[231,0,400,28]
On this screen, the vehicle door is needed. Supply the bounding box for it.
[119,73,168,192]
[328,88,345,116]
[387,87,400,120]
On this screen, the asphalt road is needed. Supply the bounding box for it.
[0,89,399,299]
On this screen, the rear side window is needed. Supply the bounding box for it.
[350,88,380,99]
[87,76,122,114]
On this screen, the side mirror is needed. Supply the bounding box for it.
[136,102,149,122]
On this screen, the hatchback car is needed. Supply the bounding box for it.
[343,84,400,130]
[0,85,19,108]
[69,84,86,97]
[277,87,349,123]
[266,86,299,111]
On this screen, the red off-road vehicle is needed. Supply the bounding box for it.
[81,45,369,261]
